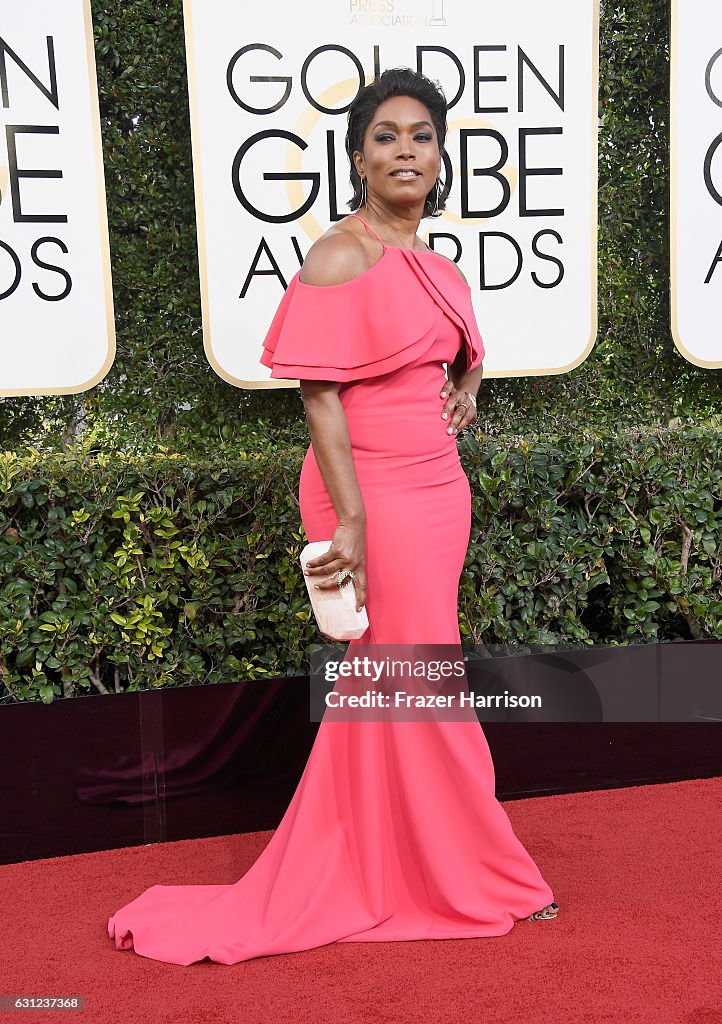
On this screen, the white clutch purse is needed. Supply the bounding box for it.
[300,541,369,641]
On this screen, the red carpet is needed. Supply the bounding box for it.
[2,777,720,1024]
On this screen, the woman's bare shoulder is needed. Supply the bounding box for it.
[299,220,380,287]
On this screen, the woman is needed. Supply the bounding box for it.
[107,68,557,967]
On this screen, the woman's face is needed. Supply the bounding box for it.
[353,94,441,213]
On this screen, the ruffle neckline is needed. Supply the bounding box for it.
[260,246,484,383]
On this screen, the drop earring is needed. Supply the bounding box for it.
[360,177,367,209]
[431,177,444,217]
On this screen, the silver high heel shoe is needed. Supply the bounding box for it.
[526,902,559,921]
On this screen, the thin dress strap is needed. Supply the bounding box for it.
[346,212,386,250]
[346,213,434,254]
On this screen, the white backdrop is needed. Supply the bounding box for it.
[671,0,722,368]
[183,0,599,388]
[0,0,115,396]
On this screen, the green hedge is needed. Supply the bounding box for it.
[457,427,722,646]
[2,427,720,703]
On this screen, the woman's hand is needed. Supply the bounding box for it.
[303,521,368,612]
[439,380,478,435]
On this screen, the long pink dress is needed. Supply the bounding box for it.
[107,214,555,965]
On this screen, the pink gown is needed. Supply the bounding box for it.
[107,214,555,965]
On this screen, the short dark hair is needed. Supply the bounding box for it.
[344,68,449,219]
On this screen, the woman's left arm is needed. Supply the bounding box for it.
[448,348,483,398]
[439,262,483,434]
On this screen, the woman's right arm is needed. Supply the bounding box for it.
[300,382,367,611]
[298,232,373,612]
[301,384,366,529]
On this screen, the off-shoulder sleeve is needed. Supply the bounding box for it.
[259,250,484,381]
[259,263,443,382]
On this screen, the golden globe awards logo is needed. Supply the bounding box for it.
[183,0,598,387]
[671,0,722,368]
[0,34,72,304]
[0,1,114,396]
[226,41,568,294]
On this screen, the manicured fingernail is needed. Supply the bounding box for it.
[447,426,454,434]
[442,412,448,420]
